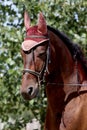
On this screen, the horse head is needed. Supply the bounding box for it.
[20,11,49,100]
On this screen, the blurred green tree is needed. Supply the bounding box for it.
[0,0,87,129]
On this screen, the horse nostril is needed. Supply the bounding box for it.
[27,87,33,95]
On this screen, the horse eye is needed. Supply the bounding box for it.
[38,52,46,58]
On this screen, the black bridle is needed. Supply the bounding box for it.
[22,35,50,86]
[22,35,87,89]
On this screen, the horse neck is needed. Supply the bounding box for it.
[48,30,87,85]
[48,30,74,81]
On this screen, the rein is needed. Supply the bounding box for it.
[46,50,87,88]
[47,83,87,86]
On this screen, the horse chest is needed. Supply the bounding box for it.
[60,94,87,130]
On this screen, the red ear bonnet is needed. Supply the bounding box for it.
[22,12,49,51]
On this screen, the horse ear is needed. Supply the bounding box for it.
[37,12,47,34]
[24,11,31,30]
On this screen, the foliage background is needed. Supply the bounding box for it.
[0,0,87,129]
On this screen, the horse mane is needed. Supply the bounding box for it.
[47,25,87,72]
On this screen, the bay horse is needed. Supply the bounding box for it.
[20,11,87,130]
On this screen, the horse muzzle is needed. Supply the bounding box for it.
[20,83,39,100]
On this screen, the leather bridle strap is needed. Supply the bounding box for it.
[23,60,46,87]
[23,69,40,77]
[22,35,50,86]
[23,61,46,79]
[26,35,49,39]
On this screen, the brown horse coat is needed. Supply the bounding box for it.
[21,11,87,130]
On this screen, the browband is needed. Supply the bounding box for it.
[25,35,49,39]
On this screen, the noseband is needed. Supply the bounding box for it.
[23,60,46,85]
[23,35,50,86]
